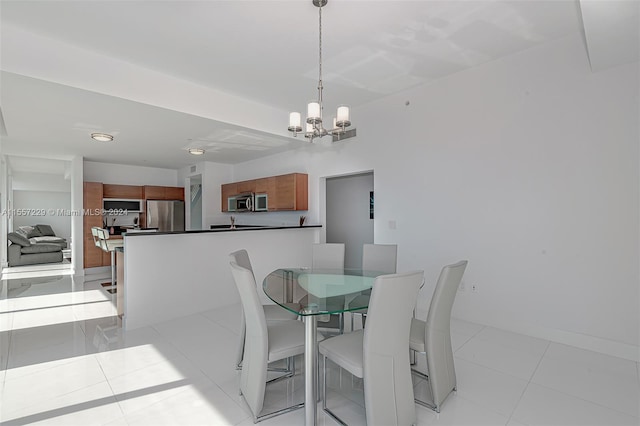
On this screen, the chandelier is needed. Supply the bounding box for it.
[288,0,354,142]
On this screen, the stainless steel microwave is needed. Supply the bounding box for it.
[228,193,253,212]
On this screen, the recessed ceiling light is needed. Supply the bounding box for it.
[91,133,114,142]
[188,148,205,155]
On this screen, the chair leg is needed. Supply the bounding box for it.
[322,356,349,426]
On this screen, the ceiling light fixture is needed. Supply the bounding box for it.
[188,148,205,155]
[288,0,354,143]
[90,133,114,142]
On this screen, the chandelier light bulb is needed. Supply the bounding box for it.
[307,102,321,122]
[289,112,302,132]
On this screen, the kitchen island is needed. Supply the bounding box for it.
[121,225,321,330]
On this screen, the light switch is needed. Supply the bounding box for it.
[388,220,396,230]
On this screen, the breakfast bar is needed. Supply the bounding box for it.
[121,225,321,330]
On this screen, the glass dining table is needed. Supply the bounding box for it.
[262,267,384,426]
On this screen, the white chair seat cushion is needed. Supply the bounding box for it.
[409,317,426,353]
[267,319,325,362]
[263,304,299,321]
[267,320,306,362]
[318,330,364,378]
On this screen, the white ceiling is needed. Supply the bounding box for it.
[0,0,637,170]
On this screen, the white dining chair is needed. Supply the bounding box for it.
[319,270,424,425]
[350,243,397,330]
[312,243,345,269]
[230,261,309,422]
[230,249,298,370]
[410,260,468,413]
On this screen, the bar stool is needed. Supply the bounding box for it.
[91,227,123,290]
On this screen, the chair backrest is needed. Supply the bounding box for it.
[229,261,269,417]
[312,243,345,269]
[362,243,397,273]
[229,249,254,278]
[363,270,424,425]
[425,260,468,408]
[229,249,256,367]
[91,226,109,252]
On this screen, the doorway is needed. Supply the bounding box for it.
[325,171,374,268]
[189,174,202,230]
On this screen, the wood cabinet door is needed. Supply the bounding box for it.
[254,178,269,193]
[294,173,308,211]
[164,186,184,200]
[143,186,166,200]
[83,182,104,268]
[237,180,254,194]
[273,174,296,210]
[103,184,143,199]
[221,183,238,212]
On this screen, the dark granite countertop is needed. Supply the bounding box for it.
[122,224,322,237]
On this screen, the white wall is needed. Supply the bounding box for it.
[326,172,374,268]
[70,156,83,273]
[229,34,639,360]
[12,191,71,239]
[179,161,234,229]
[11,171,70,192]
[83,161,178,186]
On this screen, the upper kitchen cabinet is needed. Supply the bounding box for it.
[221,183,238,212]
[237,180,254,194]
[102,184,143,199]
[220,173,307,212]
[143,185,184,201]
[271,173,308,211]
[254,177,274,194]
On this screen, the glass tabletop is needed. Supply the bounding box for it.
[262,268,384,316]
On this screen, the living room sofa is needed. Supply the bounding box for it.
[7,225,67,266]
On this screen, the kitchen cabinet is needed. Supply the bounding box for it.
[220,173,307,212]
[221,183,238,212]
[83,182,104,268]
[143,185,184,201]
[102,184,143,199]
[254,177,273,194]
[237,180,254,194]
[271,173,308,211]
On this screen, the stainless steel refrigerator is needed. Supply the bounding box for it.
[146,200,185,232]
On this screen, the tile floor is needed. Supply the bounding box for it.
[0,270,638,425]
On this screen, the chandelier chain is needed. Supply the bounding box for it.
[317,4,323,120]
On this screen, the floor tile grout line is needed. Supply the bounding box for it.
[453,355,532,383]
[505,338,551,425]
[452,332,476,354]
[525,380,640,419]
[94,353,128,421]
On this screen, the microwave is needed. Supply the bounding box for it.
[103,199,143,212]
[228,193,253,212]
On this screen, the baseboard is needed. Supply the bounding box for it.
[446,312,640,362]
[84,266,110,275]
